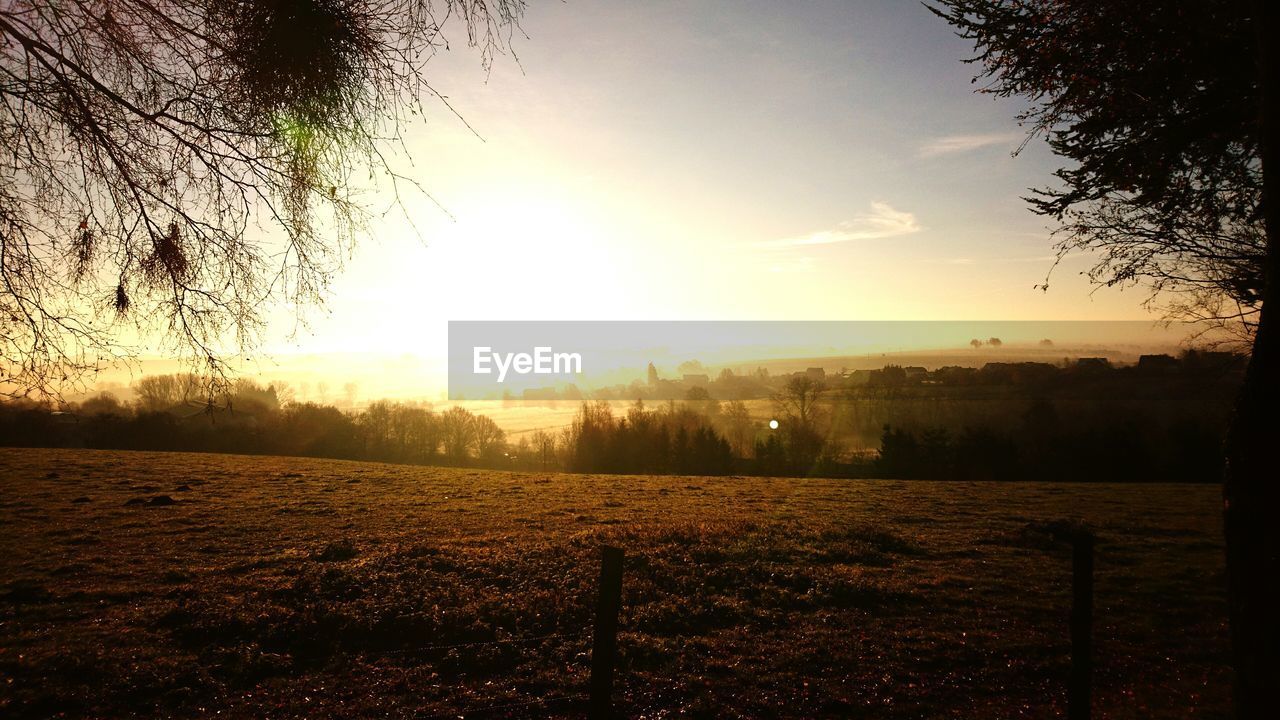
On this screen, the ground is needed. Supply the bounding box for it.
[0,448,1229,718]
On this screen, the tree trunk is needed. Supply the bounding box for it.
[1224,2,1280,717]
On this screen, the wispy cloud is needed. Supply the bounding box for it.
[759,201,921,248]
[917,132,1023,158]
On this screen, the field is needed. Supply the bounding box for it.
[1,448,1230,718]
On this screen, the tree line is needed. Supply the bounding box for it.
[876,403,1224,483]
[0,377,506,467]
[0,370,1233,483]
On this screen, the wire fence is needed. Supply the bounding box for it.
[321,547,625,718]
[317,536,1098,719]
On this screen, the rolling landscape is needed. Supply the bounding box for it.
[2,0,1276,716]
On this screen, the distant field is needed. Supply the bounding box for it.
[469,399,779,442]
[1,448,1229,718]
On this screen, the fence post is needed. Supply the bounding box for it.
[1069,532,1095,720]
[589,545,625,720]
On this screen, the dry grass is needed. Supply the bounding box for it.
[0,448,1229,718]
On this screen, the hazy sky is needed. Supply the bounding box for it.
[241,0,1162,396]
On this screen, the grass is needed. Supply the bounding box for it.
[0,448,1229,718]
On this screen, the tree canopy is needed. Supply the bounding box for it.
[1,0,523,397]
[929,0,1263,337]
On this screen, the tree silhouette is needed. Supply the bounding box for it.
[1,1,523,396]
[930,0,1263,336]
[472,414,506,461]
[529,428,556,470]
[721,399,755,457]
[439,405,476,460]
[931,1,1278,712]
[774,375,825,429]
[773,375,827,472]
[134,372,200,411]
[970,338,982,349]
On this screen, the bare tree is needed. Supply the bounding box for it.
[529,428,555,470]
[439,404,474,459]
[720,399,755,457]
[77,390,125,417]
[1,0,524,397]
[472,413,505,460]
[134,374,182,412]
[272,380,296,405]
[773,375,825,430]
[773,375,828,473]
[133,371,199,410]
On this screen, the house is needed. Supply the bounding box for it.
[1182,350,1245,374]
[805,367,826,381]
[979,362,1017,383]
[1137,354,1179,373]
[934,366,977,385]
[980,362,1058,384]
[1074,357,1112,375]
[868,365,907,387]
[847,369,874,385]
[682,373,710,386]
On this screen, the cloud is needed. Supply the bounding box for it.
[759,201,921,248]
[917,132,1023,158]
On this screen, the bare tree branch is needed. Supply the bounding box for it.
[1,0,525,398]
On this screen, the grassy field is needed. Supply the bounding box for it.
[0,448,1229,718]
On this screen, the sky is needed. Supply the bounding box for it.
[219,1,1166,398]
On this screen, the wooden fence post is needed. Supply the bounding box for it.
[1069,532,1095,720]
[589,545,625,720]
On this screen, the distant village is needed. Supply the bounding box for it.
[516,349,1247,402]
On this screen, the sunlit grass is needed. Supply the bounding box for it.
[0,448,1230,718]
